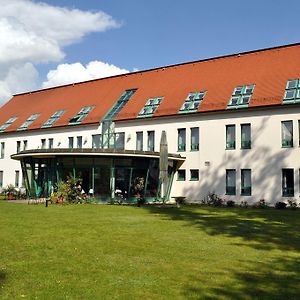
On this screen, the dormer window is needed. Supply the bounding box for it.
[17,114,40,131]
[283,79,300,104]
[0,116,18,132]
[178,91,206,113]
[227,85,255,109]
[42,110,65,128]
[69,106,94,125]
[138,96,164,117]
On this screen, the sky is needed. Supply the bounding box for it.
[0,0,300,106]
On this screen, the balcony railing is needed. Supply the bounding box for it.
[241,140,251,149]
[282,187,294,197]
[282,139,293,148]
[241,186,251,196]
[178,144,186,151]
[191,143,199,151]
[226,186,236,195]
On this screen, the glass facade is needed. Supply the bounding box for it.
[20,155,178,203]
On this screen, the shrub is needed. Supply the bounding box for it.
[253,199,268,209]
[287,199,298,210]
[239,201,248,208]
[275,202,287,209]
[226,200,235,207]
[202,193,224,207]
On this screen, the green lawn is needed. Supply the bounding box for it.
[0,202,300,299]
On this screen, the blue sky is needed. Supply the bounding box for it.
[42,0,300,70]
[0,0,299,105]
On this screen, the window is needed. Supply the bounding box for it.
[241,124,251,149]
[103,89,137,121]
[115,132,125,150]
[68,137,74,149]
[226,125,236,149]
[190,169,199,181]
[227,85,255,109]
[0,171,3,188]
[77,136,82,148]
[241,169,251,196]
[178,128,186,151]
[179,91,206,113]
[42,110,65,128]
[41,139,46,149]
[69,106,94,125]
[283,79,300,104]
[138,97,164,117]
[92,134,101,149]
[226,169,236,195]
[136,132,143,151]
[0,142,4,159]
[48,138,53,149]
[17,114,40,131]
[15,171,20,188]
[0,117,17,132]
[147,131,155,151]
[191,127,199,151]
[17,141,21,153]
[23,140,27,151]
[282,169,294,197]
[177,169,186,181]
[281,121,293,148]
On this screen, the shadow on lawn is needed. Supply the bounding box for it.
[184,256,300,299]
[141,205,300,299]
[0,270,6,288]
[141,205,300,252]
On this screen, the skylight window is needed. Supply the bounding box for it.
[178,91,206,113]
[0,117,18,132]
[42,110,65,128]
[138,96,163,117]
[283,79,300,104]
[227,85,255,109]
[69,106,94,125]
[103,89,137,121]
[17,114,40,131]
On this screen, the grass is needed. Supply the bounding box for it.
[0,202,300,299]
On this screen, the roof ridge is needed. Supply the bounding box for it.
[13,42,300,97]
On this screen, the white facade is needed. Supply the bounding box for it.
[1,105,300,205]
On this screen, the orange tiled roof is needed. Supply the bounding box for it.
[1,43,300,133]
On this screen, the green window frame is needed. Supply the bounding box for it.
[0,116,18,132]
[177,169,186,181]
[226,125,236,150]
[226,169,236,195]
[241,124,251,149]
[147,131,155,151]
[281,120,293,148]
[241,169,251,196]
[227,84,255,109]
[103,89,137,121]
[178,91,206,113]
[17,114,40,131]
[68,137,74,149]
[42,110,65,128]
[283,79,300,104]
[48,138,53,149]
[282,168,294,197]
[92,134,101,149]
[0,171,3,188]
[191,127,199,151]
[69,106,94,125]
[136,132,143,151]
[190,169,199,181]
[138,96,164,117]
[177,128,186,151]
[0,142,5,159]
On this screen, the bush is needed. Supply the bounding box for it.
[202,193,224,207]
[239,201,248,208]
[275,202,287,209]
[287,199,298,210]
[253,199,268,209]
[226,200,235,207]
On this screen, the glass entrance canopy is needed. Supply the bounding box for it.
[11,149,184,203]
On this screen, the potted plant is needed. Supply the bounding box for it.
[132,177,145,206]
[3,184,16,200]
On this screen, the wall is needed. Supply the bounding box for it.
[0,105,300,204]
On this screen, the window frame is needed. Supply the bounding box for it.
[177,169,186,181]
[241,169,251,196]
[178,91,206,113]
[138,96,164,118]
[282,168,294,197]
[190,169,199,181]
[241,123,251,149]
[226,169,236,195]
[281,120,293,148]
[227,84,255,109]
[177,128,186,152]
[226,125,236,150]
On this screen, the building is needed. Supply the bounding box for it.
[0,43,300,204]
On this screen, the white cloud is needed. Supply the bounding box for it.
[42,61,129,88]
[0,0,120,106]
